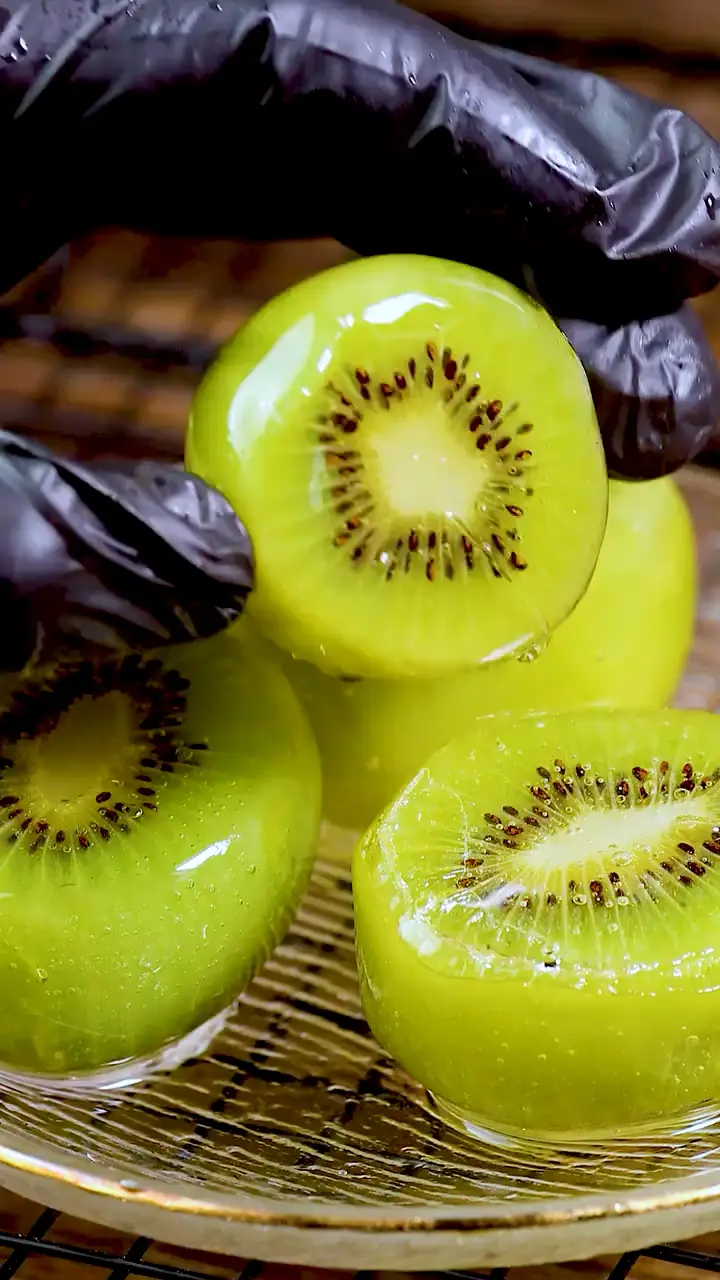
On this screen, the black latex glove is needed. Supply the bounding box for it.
[0,433,253,672]
[0,0,719,673]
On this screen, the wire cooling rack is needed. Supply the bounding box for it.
[2,1197,720,1280]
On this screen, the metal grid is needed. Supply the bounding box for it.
[0,1204,259,1278]
[1,1204,720,1280]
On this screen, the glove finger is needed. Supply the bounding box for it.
[0,434,253,673]
[559,306,720,479]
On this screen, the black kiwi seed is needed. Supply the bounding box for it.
[455,758,720,914]
[0,657,207,857]
[318,348,534,582]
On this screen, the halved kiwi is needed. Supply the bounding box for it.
[355,708,720,1143]
[187,254,608,679]
[0,624,320,1079]
[278,476,697,830]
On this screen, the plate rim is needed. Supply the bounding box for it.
[2,1129,720,1233]
[4,1136,720,1270]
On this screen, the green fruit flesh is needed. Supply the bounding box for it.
[187,254,607,679]
[278,476,697,830]
[0,627,321,1077]
[354,708,720,1139]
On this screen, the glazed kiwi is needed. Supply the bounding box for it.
[0,624,320,1080]
[271,476,697,831]
[187,254,608,679]
[354,708,720,1142]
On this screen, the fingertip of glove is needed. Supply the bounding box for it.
[560,306,720,480]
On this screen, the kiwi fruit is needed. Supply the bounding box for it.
[271,476,697,831]
[187,253,608,679]
[355,707,720,1142]
[0,624,320,1079]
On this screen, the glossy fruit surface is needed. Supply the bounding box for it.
[279,477,696,830]
[188,253,607,679]
[0,626,321,1078]
[355,707,720,1140]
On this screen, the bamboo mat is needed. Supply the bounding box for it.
[0,232,350,463]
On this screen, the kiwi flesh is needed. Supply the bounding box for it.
[354,707,720,1142]
[272,476,697,831]
[0,624,320,1079]
[187,253,608,679]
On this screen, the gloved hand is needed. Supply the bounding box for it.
[0,0,718,673]
[0,432,253,672]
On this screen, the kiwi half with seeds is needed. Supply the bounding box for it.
[0,624,320,1079]
[187,254,608,679]
[355,708,720,1143]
